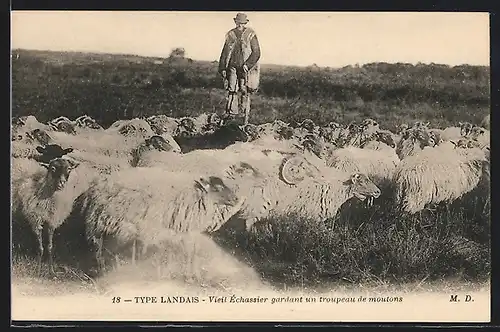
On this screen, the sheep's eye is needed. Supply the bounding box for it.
[50,166,57,172]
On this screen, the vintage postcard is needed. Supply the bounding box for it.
[10,11,490,323]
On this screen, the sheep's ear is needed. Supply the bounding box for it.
[63,148,73,154]
[450,140,458,147]
[36,146,45,154]
[40,162,50,169]
[194,177,210,193]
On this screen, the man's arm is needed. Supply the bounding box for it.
[218,33,232,74]
[244,35,261,70]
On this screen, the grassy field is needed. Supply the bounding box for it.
[11,49,491,293]
[11,49,489,131]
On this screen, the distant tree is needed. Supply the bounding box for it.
[170,47,186,58]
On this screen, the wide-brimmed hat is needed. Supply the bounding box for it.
[234,13,249,24]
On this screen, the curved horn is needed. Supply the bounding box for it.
[279,155,322,185]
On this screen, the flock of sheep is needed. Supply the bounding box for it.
[11,111,491,277]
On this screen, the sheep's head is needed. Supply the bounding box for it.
[40,158,80,191]
[346,122,360,133]
[450,138,481,149]
[301,139,324,158]
[360,118,379,132]
[118,123,136,136]
[397,123,409,135]
[242,124,260,141]
[459,122,474,137]
[194,176,240,207]
[149,122,166,135]
[53,121,77,135]
[26,129,52,145]
[344,173,381,206]
[145,135,180,153]
[414,129,437,148]
[326,121,341,130]
[470,126,487,139]
[298,119,315,132]
[374,131,396,148]
[36,144,74,163]
[319,127,335,142]
[208,113,222,126]
[273,119,288,128]
[83,117,102,130]
[277,126,295,140]
[413,121,430,129]
[179,117,196,133]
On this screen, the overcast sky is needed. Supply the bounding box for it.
[11,11,490,67]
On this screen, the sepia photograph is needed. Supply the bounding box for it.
[10,11,491,323]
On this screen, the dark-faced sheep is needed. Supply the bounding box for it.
[12,157,97,274]
[174,122,250,153]
[35,144,74,164]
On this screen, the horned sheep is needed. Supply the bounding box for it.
[324,146,400,187]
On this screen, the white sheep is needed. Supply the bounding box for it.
[145,114,179,136]
[269,168,382,223]
[11,129,55,159]
[11,157,98,274]
[359,129,397,151]
[430,122,474,142]
[468,126,490,149]
[392,142,488,214]
[324,146,400,187]
[50,130,146,159]
[11,158,44,185]
[12,115,50,132]
[73,168,243,274]
[105,118,154,138]
[65,150,132,175]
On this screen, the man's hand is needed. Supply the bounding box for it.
[242,64,249,73]
[220,70,226,78]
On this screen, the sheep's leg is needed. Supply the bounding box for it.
[35,224,44,276]
[131,240,136,265]
[46,225,56,275]
[95,235,105,274]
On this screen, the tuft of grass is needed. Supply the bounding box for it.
[212,192,490,290]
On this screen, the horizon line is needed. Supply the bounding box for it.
[11,47,490,69]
